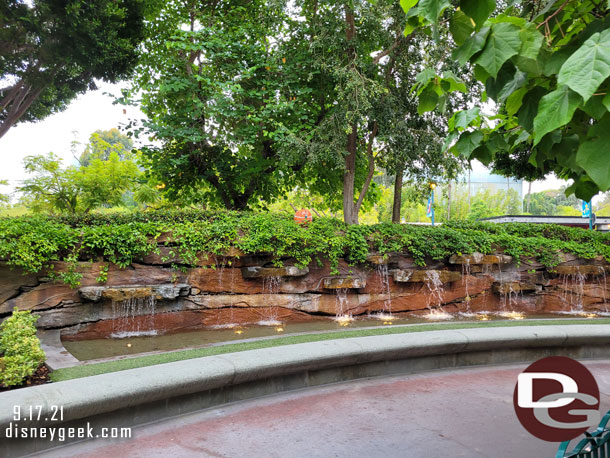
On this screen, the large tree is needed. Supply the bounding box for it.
[18,150,139,214]
[126,0,319,210]
[278,0,471,224]
[128,0,468,218]
[406,0,610,202]
[78,128,133,166]
[0,0,150,139]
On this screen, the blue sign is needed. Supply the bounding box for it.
[582,201,591,218]
[426,195,433,218]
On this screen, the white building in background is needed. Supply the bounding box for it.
[457,170,524,202]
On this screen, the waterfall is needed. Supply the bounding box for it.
[374,263,393,319]
[259,275,282,326]
[334,288,353,324]
[110,295,157,338]
[423,270,452,320]
[500,282,521,312]
[461,259,472,315]
[560,270,586,312]
[599,268,608,312]
[212,256,239,329]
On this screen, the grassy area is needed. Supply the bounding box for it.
[51,319,610,382]
[0,206,30,217]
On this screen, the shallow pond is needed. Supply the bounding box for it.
[61,311,607,361]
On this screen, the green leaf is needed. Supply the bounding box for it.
[519,23,543,61]
[474,22,521,78]
[485,132,509,153]
[415,68,436,86]
[505,86,527,116]
[473,64,491,82]
[450,10,475,45]
[441,71,467,92]
[558,30,610,102]
[582,95,608,120]
[418,89,439,114]
[536,130,562,155]
[400,0,419,14]
[532,86,582,145]
[448,107,480,131]
[551,134,580,170]
[517,86,546,132]
[485,62,515,101]
[575,117,610,190]
[544,47,574,76]
[512,129,530,146]
[497,69,527,102]
[404,21,417,36]
[442,131,459,151]
[452,26,491,65]
[566,176,599,202]
[453,131,483,158]
[418,0,451,24]
[471,145,493,165]
[460,0,495,28]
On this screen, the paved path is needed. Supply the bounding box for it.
[41,361,610,458]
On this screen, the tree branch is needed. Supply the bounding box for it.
[373,35,402,65]
[537,0,570,29]
[354,121,379,212]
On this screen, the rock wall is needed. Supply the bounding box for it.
[1,249,609,340]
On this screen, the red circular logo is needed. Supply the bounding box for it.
[294,208,312,225]
[513,356,600,442]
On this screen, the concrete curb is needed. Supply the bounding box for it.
[2,324,610,456]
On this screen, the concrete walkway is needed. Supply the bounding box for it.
[39,361,610,458]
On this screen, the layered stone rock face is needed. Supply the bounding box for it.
[2,251,609,340]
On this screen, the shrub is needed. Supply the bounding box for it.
[1,211,610,282]
[0,308,46,387]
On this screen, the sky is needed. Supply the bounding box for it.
[0,82,146,199]
[0,81,568,203]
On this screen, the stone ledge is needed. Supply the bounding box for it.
[241,266,309,279]
[2,324,610,445]
[79,284,191,302]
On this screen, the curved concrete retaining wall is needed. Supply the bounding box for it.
[2,324,610,456]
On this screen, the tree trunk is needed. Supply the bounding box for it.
[343,123,358,225]
[392,164,404,223]
[342,4,359,225]
[0,80,45,140]
[526,181,532,213]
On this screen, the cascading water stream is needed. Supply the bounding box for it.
[423,270,452,320]
[110,295,157,338]
[600,268,608,312]
[259,275,282,326]
[373,263,393,320]
[210,256,240,329]
[460,259,473,316]
[500,282,521,312]
[334,287,353,325]
[560,270,586,312]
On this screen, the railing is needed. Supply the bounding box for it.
[556,411,610,458]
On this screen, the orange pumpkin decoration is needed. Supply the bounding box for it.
[294,208,313,225]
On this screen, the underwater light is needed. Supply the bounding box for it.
[334,315,354,326]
